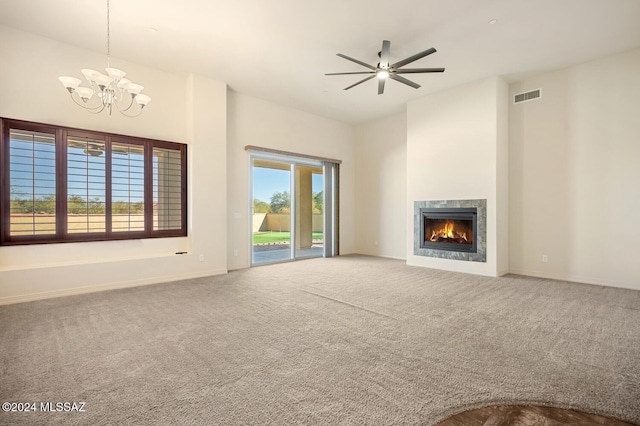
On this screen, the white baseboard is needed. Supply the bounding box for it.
[0,268,228,306]
[353,250,407,261]
[507,268,639,291]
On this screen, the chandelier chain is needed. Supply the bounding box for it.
[106,0,111,68]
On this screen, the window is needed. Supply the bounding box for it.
[111,141,145,233]
[6,127,57,238]
[1,118,187,245]
[153,147,183,231]
[67,134,107,234]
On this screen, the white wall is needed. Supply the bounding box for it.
[226,92,355,270]
[0,26,228,304]
[509,47,640,289]
[406,77,509,276]
[354,112,407,259]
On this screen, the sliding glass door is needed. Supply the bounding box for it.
[251,153,336,265]
[252,159,293,264]
[294,165,324,259]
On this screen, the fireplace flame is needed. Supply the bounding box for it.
[429,221,468,242]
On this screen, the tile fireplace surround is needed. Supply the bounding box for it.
[414,199,487,262]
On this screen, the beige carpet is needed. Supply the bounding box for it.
[1,255,639,425]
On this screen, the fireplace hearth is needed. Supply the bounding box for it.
[414,199,486,262]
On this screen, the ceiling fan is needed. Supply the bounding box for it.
[325,40,445,95]
[68,139,131,157]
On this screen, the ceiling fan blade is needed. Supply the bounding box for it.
[113,146,131,154]
[379,40,391,69]
[344,75,376,90]
[390,74,421,89]
[390,47,436,69]
[395,67,445,74]
[67,140,86,148]
[336,53,376,71]
[325,71,376,76]
[378,78,386,95]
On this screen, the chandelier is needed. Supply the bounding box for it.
[58,0,150,117]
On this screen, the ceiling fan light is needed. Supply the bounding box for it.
[376,69,390,80]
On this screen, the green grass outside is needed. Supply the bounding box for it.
[253,231,323,244]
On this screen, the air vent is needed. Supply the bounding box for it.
[514,89,541,104]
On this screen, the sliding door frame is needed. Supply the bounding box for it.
[248,148,339,266]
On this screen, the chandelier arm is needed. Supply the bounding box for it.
[69,92,107,112]
[113,94,138,116]
[85,104,108,115]
[116,106,144,118]
[116,94,136,112]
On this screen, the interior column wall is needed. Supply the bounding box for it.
[406,76,509,276]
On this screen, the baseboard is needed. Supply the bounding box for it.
[507,268,639,291]
[0,268,228,306]
[352,250,406,261]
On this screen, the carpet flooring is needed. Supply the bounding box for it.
[1,255,639,425]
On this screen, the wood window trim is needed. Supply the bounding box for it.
[0,118,187,246]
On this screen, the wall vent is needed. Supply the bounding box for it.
[514,89,541,104]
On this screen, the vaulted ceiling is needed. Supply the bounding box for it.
[1,0,640,124]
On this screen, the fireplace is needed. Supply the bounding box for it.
[420,208,477,253]
[414,199,485,262]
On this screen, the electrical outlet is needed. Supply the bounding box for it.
[374,240,378,246]
[233,249,238,256]
[199,254,205,262]
[542,255,548,263]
